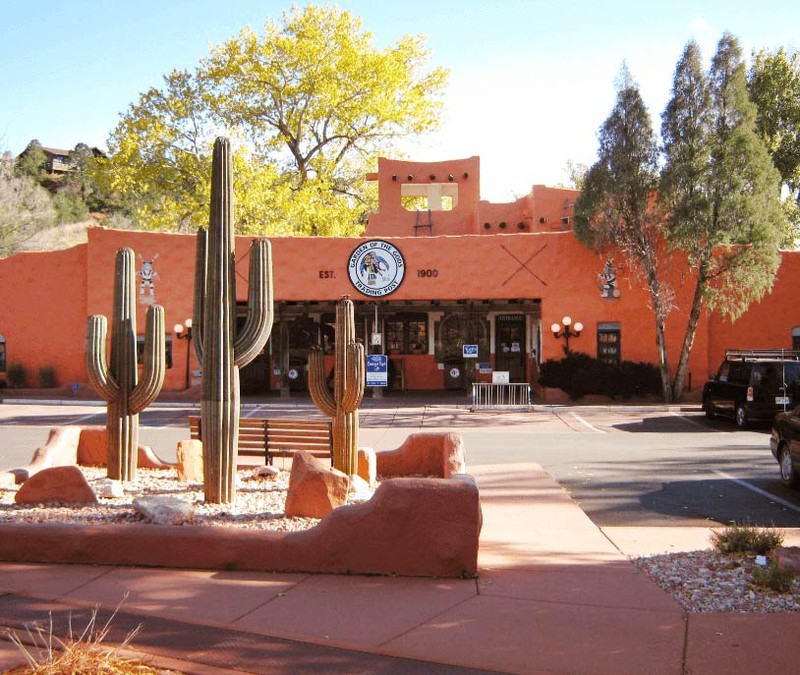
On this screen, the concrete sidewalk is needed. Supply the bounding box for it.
[2,461,800,674]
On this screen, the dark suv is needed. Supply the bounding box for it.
[702,350,800,428]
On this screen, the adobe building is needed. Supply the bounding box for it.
[0,155,798,399]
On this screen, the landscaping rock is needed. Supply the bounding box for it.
[773,546,800,575]
[96,478,124,498]
[357,446,376,485]
[176,440,204,483]
[250,465,280,480]
[284,451,349,518]
[348,474,372,503]
[15,466,98,505]
[133,496,194,525]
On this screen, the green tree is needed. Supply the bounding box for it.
[15,139,47,181]
[66,143,109,212]
[0,152,56,257]
[661,34,784,401]
[574,65,674,401]
[748,47,800,246]
[100,5,448,235]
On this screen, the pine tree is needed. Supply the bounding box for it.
[661,34,783,401]
[574,65,674,401]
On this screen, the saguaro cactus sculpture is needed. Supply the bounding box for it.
[86,247,166,482]
[309,295,366,475]
[194,137,274,504]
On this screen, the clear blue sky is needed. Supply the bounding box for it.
[1,0,796,201]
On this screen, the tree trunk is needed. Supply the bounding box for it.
[672,263,709,402]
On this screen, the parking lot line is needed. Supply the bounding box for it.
[569,412,606,433]
[713,469,800,514]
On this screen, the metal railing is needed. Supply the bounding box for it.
[471,383,532,411]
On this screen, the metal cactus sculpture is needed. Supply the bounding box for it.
[86,247,166,482]
[309,295,365,475]
[193,137,274,504]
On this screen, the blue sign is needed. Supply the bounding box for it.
[366,354,388,386]
[463,344,479,359]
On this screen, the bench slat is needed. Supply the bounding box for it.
[188,415,332,464]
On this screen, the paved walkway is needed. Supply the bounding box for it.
[1,401,800,673]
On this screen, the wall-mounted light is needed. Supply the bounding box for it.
[173,319,193,390]
[539,216,547,224]
[391,174,397,181]
[551,316,583,355]
[463,172,469,179]
[517,222,525,230]
[429,174,436,180]
[448,174,455,181]
[407,174,414,181]
[483,222,491,229]
[499,221,507,229]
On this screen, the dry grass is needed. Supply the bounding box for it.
[4,597,182,674]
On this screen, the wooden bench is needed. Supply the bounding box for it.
[189,416,332,465]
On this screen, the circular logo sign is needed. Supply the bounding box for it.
[347,240,405,297]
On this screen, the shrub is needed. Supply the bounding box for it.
[753,560,796,593]
[53,189,90,224]
[538,353,661,400]
[710,523,784,555]
[6,362,29,388]
[38,364,58,388]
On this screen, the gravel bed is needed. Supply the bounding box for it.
[634,550,800,613]
[0,466,329,532]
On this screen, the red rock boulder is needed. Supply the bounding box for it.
[15,466,98,505]
[284,451,349,518]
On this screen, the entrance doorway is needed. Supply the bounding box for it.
[495,314,526,382]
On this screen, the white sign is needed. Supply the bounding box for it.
[492,371,510,384]
[371,332,382,346]
[347,240,406,297]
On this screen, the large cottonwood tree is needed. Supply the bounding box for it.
[97,5,448,234]
[662,35,784,401]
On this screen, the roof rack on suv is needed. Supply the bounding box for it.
[725,349,800,361]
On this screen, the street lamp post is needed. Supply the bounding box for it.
[551,316,583,355]
[173,319,193,390]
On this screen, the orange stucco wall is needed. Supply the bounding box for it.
[707,252,800,377]
[0,153,797,397]
[0,245,87,387]
[0,225,718,393]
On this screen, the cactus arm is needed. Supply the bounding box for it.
[86,315,119,403]
[192,228,208,363]
[308,347,337,416]
[129,305,166,414]
[342,342,366,412]
[233,239,274,368]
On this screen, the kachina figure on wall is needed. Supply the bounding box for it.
[598,260,620,299]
